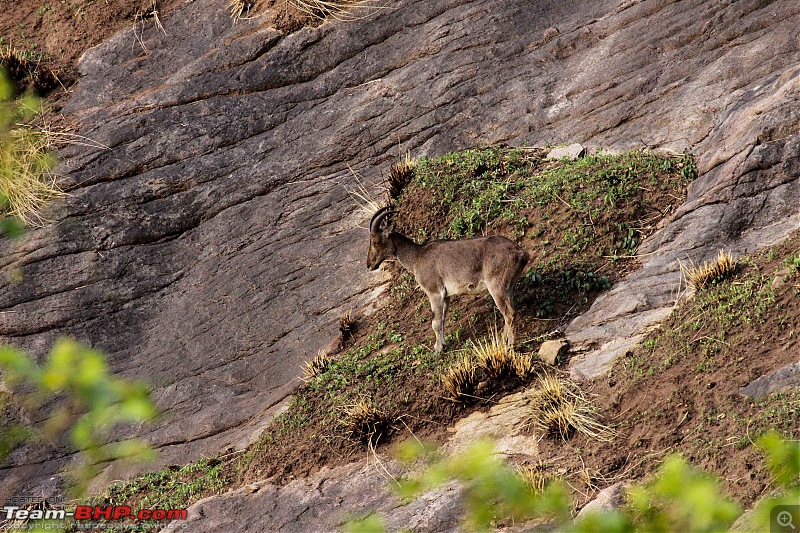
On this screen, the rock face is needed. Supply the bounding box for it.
[1,0,799,502]
[167,460,465,533]
[739,362,800,398]
[538,339,569,366]
[546,143,586,161]
[575,482,628,520]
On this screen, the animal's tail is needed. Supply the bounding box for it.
[521,248,533,272]
[514,248,532,283]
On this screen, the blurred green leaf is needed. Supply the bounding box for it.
[626,455,739,532]
[0,215,25,238]
[0,71,13,103]
[0,338,158,495]
[348,436,792,533]
[0,345,40,383]
[758,431,800,489]
[343,513,387,533]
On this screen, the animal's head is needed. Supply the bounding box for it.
[367,207,396,271]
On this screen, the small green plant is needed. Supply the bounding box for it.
[678,150,699,181]
[564,270,612,292]
[519,269,542,287]
[784,252,800,273]
[615,225,639,255]
[536,300,554,318]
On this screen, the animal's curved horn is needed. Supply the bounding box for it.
[370,207,395,234]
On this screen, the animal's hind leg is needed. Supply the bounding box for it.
[487,283,515,347]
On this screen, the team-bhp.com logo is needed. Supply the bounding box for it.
[3,505,187,521]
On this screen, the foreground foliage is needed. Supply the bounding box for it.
[348,433,798,532]
[0,339,157,495]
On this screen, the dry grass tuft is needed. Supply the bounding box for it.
[344,165,384,227]
[289,0,384,21]
[302,351,331,380]
[511,352,537,380]
[338,311,355,339]
[229,0,254,21]
[341,397,390,445]
[133,0,166,52]
[386,152,416,200]
[0,126,62,227]
[523,373,614,442]
[516,461,560,495]
[442,356,479,403]
[679,250,737,290]
[470,326,514,379]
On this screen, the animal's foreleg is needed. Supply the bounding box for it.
[428,291,447,352]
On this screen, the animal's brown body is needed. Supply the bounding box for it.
[367,207,529,352]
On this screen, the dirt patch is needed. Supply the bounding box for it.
[263,0,323,33]
[237,312,485,485]
[536,231,800,510]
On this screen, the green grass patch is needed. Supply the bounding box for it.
[102,458,229,508]
[72,457,231,532]
[572,231,800,509]
[396,146,694,274]
[638,264,777,375]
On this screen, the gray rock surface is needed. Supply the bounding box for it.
[538,339,569,366]
[1,0,799,504]
[739,361,800,398]
[165,460,464,533]
[546,143,585,160]
[575,481,628,520]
